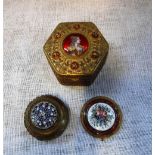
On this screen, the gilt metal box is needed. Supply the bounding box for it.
[43,22,109,86]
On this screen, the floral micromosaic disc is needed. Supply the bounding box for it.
[87,103,116,131]
[31,102,57,129]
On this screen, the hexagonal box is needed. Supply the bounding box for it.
[43,22,109,86]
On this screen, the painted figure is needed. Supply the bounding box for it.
[67,36,85,56]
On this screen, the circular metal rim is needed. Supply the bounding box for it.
[80,96,122,140]
[24,95,69,140]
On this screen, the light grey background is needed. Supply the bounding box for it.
[4,0,152,155]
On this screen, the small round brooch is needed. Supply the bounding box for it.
[24,95,69,140]
[80,96,122,140]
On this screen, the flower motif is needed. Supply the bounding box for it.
[52,52,61,60]
[70,62,79,70]
[92,32,99,38]
[88,103,115,131]
[31,102,57,129]
[96,109,107,118]
[73,24,80,30]
[91,51,99,59]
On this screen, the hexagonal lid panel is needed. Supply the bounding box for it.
[44,22,109,76]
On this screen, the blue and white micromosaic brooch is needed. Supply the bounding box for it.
[87,103,116,131]
[31,101,57,129]
[24,95,70,140]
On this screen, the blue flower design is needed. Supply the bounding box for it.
[31,102,57,129]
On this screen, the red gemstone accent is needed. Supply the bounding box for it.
[91,51,99,59]
[52,52,61,60]
[70,62,79,70]
[63,33,88,56]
